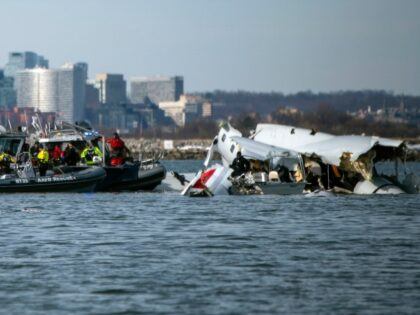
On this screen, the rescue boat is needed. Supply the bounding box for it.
[0,164,106,193]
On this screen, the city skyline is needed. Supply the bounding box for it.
[1,0,420,95]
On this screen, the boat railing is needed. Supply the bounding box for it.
[15,160,36,179]
[140,159,160,170]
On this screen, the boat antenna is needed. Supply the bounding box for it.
[23,110,28,132]
[35,113,45,135]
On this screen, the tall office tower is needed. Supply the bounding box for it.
[85,81,100,109]
[15,68,58,113]
[15,63,87,122]
[0,69,16,107]
[130,76,183,104]
[58,63,87,122]
[4,51,49,79]
[95,73,126,105]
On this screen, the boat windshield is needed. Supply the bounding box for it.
[0,137,25,156]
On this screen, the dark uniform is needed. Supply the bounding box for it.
[230,152,250,177]
[64,143,80,166]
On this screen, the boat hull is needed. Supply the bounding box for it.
[98,163,166,192]
[0,167,106,193]
[60,163,166,192]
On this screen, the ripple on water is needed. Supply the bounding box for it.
[0,181,419,314]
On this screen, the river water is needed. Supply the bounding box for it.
[1,161,420,315]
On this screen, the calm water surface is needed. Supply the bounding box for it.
[0,161,420,315]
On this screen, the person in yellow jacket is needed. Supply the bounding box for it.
[81,143,103,165]
[37,145,49,176]
[0,151,16,174]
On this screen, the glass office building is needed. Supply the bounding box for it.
[130,76,183,104]
[15,63,87,122]
[95,73,126,105]
[4,51,49,79]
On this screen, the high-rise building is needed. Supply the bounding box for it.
[4,51,49,79]
[95,73,126,105]
[58,63,87,122]
[15,68,57,113]
[15,63,87,122]
[0,69,16,108]
[130,76,183,104]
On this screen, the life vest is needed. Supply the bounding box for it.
[110,157,123,166]
[0,153,10,162]
[107,138,125,150]
[82,146,102,165]
[0,153,12,165]
[37,149,49,164]
[52,146,62,160]
[85,148,95,161]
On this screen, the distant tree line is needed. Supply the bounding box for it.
[231,104,420,139]
[138,90,420,140]
[198,90,420,118]
[138,105,419,140]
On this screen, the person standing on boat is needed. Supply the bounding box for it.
[0,151,16,174]
[30,141,40,166]
[30,141,40,157]
[230,151,250,177]
[81,143,103,165]
[37,145,49,176]
[106,132,129,165]
[64,142,80,166]
[51,144,64,166]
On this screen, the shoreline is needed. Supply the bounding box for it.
[124,138,420,161]
[125,138,213,160]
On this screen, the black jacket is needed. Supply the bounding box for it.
[230,155,250,175]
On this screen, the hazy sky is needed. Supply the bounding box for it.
[1,0,419,94]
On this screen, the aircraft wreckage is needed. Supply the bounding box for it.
[253,124,420,194]
[181,123,419,196]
